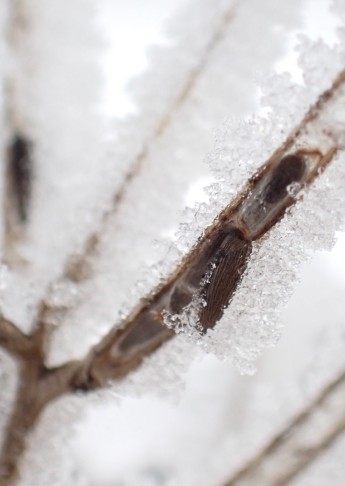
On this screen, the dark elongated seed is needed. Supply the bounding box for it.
[239,153,307,240]
[7,134,32,222]
[167,225,251,332]
[199,227,251,331]
[263,154,306,204]
[152,153,308,335]
[168,226,236,316]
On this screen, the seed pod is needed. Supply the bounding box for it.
[117,309,171,355]
[168,226,238,316]
[262,154,306,204]
[6,134,32,223]
[239,153,306,240]
[167,224,251,332]
[199,226,251,331]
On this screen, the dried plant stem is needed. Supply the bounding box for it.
[1,66,345,486]
[70,69,345,387]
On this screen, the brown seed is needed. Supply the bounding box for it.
[6,134,32,223]
[199,226,251,332]
[239,153,306,240]
[263,154,306,204]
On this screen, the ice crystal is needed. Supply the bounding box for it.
[161,6,345,374]
[162,295,205,336]
[45,280,81,310]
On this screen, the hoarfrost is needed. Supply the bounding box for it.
[162,296,205,336]
[47,0,302,366]
[163,19,345,373]
[43,0,345,374]
[3,0,345,485]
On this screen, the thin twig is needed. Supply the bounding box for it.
[69,69,345,388]
[1,50,345,486]
[57,6,235,284]
[3,68,345,482]
[223,369,345,486]
[0,316,32,359]
[34,3,236,349]
[40,65,345,390]
[0,8,238,482]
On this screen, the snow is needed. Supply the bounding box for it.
[1,0,345,485]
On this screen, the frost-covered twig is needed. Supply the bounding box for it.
[51,1,235,283]
[223,368,345,486]
[2,29,345,486]
[70,68,345,388]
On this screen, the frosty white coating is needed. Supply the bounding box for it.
[1,1,345,485]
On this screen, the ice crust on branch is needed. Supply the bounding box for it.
[2,2,345,485]
[45,0,311,370]
[161,34,345,374]
[0,0,238,338]
[43,0,241,365]
[42,0,345,377]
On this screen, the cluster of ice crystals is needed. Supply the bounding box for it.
[163,26,345,373]
[162,295,205,336]
[286,181,303,197]
[259,71,311,126]
[45,280,81,310]
[202,146,345,374]
[297,35,344,89]
[209,115,276,189]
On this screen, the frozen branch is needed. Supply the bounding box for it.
[1,10,345,484]
[70,68,345,388]
[59,2,235,284]
[223,368,345,485]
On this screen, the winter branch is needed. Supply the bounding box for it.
[224,368,345,485]
[1,1,345,484]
